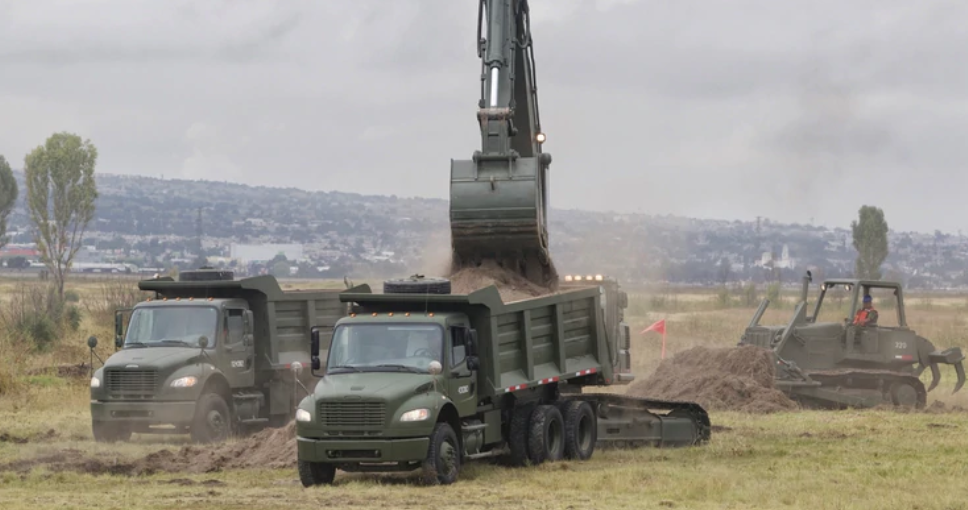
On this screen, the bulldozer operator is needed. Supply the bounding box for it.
[853,295,878,326]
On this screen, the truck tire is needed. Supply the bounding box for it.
[92,421,132,443]
[298,460,336,487]
[190,393,232,444]
[383,275,451,295]
[508,402,536,466]
[420,422,460,485]
[561,400,596,460]
[527,405,565,465]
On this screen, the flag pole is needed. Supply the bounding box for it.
[662,329,666,359]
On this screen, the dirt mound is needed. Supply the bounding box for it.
[165,421,298,472]
[0,423,298,476]
[449,260,553,302]
[628,345,798,413]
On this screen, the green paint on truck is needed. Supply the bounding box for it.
[89,269,355,443]
[296,275,710,486]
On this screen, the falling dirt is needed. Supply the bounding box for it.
[449,260,554,302]
[628,345,799,413]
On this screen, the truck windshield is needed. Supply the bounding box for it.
[125,306,218,348]
[326,324,443,374]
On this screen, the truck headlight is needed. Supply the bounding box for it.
[90,377,100,388]
[296,409,312,422]
[400,408,430,422]
[170,376,198,388]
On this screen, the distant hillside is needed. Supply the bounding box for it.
[6,171,968,288]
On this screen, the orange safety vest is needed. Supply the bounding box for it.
[853,308,874,325]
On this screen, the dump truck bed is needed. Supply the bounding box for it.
[339,284,614,398]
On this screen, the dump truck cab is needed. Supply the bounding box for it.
[89,269,351,443]
[300,310,480,466]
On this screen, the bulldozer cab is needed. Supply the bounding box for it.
[812,279,911,359]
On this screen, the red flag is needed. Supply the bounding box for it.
[641,319,665,335]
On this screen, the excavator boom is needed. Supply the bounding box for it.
[449,0,557,288]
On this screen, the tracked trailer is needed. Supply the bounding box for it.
[295,276,709,486]
[740,271,966,409]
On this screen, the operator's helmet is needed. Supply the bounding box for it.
[863,294,873,304]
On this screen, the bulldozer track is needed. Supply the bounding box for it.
[804,368,927,409]
[575,393,711,447]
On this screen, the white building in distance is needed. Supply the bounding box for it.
[230,243,304,263]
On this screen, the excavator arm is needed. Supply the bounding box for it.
[449,0,557,288]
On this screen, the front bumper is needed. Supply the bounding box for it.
[297,436,430,464]
[90,400,197,425]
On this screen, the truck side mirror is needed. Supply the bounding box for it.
[114,311,125,349]
[310,326,321,372]
[466,329,478,357]
[618,291,629,309]
[243,310,254,335]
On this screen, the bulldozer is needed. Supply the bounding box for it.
[739,271,966,409]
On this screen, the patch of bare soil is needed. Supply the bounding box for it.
[628,345,799,413]
[0,423,298,476]
[0,429,59,444]
[449,260,553,302]
[27,363,92,379]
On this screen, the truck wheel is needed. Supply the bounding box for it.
[298,460,336,487]
[421,422,460,485]
[528,405,565,465]
[561,400,596,460]
[92,421,132,443]
[383,275,451,295]
[508,402,536,466]
[191,393,232,444]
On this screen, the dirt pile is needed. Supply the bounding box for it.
[449,260,553,302]
[628,345,798,413]
[0,422,299,476]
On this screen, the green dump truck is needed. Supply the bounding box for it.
[89,269,353,443]
[295,276,710,486]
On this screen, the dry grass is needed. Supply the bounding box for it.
[3,275,968,509]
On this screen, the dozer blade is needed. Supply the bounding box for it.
[450,155,557,288]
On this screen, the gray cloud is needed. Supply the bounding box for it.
[1,0,967,233]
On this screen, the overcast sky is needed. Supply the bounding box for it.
[1,0,966,234]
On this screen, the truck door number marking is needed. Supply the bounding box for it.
[458,385,469,394]
[231,360,245,368]
[895,342,908,350]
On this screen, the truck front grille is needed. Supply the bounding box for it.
[318,401,386,428]
[105,369,158,398]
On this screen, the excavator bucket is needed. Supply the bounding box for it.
[927,347,966,394]
[450,154,557,288]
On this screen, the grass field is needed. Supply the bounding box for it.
[2,276,968,509]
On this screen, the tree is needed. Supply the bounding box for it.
[0,155,17,250]
[851,205,889,280]
[24,132,99,300]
